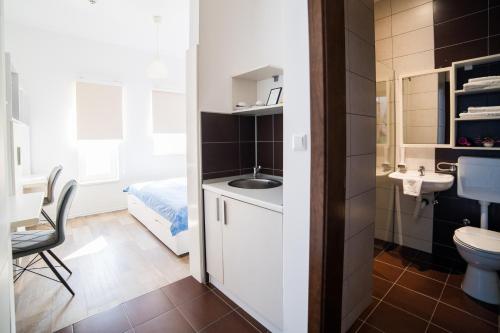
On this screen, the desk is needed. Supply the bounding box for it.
[20,174,48,195]
[6,192,44,231]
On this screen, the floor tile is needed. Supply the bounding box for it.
[431,303,497,333]
[384,285,437,320]
[178,291,232,331]
[161,276,210,306]
[359,297,379,320]
[211,288,238,309]
[235,308,270,333]
[426,324,449,333]
[346,319,363,333]
[372,276,392,299]
[134,309,194,333]
[358,323,384,332]
[446,270,464,289]
[73,306,131,333]
[439,285,499,325]
[200,311,259,333]
[397,271,445,299]
[373,260,404,282]
[376,246,416,268]
[122,289,175,326]
[407,260,450,282]
[366,301,428,333]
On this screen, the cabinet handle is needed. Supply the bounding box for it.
[216,197,220,221]
[223,200,227,225]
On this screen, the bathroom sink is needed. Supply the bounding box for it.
[228,178,282,189]
[389,171,454,194]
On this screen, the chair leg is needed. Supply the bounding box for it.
[47,249,72,275]
[41,209,56,229]
[39,252,75,296]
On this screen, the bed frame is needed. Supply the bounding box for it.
[127,194,189,256]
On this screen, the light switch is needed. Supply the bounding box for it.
[292,134,307,151]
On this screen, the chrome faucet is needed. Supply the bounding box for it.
[418,165,425,176]
[253,165,262,178]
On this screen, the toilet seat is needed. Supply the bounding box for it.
[454,227,500,255]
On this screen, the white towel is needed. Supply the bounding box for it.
[468,106,500,113]
[459,111,500,119]
[403,178,422,197]
[469,76,500,83]
[463,80,500,91]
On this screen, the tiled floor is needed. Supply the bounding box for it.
[349,242,500,333]
[55,276,269,333]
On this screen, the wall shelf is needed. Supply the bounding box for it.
[232,104,283,116]
[455,86,500,96]
[456,116,500,121]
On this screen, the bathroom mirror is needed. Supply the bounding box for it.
[399,68,451,147]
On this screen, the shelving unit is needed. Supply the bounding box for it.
[231,65,283,116]
[451,54,500,150]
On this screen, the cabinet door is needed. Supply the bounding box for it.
[222,196,283,328]
[203,190,224,283]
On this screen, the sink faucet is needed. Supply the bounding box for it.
[253,165,262,178]
[418,165,425,176]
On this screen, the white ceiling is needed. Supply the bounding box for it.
[5,0,189,56]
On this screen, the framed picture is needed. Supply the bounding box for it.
[266,87,282,106]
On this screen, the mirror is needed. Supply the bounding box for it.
[401,69,451,145]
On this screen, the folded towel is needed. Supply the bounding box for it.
[469,76,500,83]
[459,111,500,119]
[403,178,422,197]
[468,106,500,113]
[463,80,500,91]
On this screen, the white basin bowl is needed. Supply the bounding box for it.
[389,170,454,194]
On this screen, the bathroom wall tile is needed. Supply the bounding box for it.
[273,142,283,170]
[375,17,392,41]
[434,219,462,247]
[433,0,488,24]
[404,147,436,171]
[342,264,373,317]
[375,38,393,61]
[257,142,273,170]
[394,215,433,242]
[376,187,394,210]
[201,113,239,143]
[349,190,376,237]
[347,0,375,44]
[374,0,391,20]
[346,115,351,157]
[490,6,500,35]
[273,114,283,141]
[393,50,435,74]
[239,142,255,170]
[390,0,431,15]
[348,154,376,198]
[406,73,438,94]
[396,234,433,253]
[392,3,433,36]
[349,73,376,117]
[490,35,500,55]
[393,26,434,58]
[344,224,374,278]
[434,38,488,68]
[406,109,439,127]
[350,115,376,155]
[434,11,488,49]
[407,91,438,110]
[405,126,438,144]
[348,31,376,80]
[396,192,434,219]
[257,115,273,141]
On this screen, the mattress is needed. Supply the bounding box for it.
[124,178,188,236]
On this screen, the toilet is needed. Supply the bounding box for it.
[453,226,500,304]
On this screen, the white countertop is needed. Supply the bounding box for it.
[202,175,283,213]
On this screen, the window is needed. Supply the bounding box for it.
[77,140,120,184]
[75,81,123,183]
[151,90,186,155]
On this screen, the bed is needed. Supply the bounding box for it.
[124,178,189,256]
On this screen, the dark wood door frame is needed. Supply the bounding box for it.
[308,0,347,332]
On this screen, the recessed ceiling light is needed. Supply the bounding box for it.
[89,0,97,4]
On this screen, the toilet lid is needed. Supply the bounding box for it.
[454,227,500,254]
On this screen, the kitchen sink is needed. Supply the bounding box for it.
[228,178,282,189]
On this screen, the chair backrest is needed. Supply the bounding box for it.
[46,165,63,204]
[55,180,78,246]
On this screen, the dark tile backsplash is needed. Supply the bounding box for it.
[201,112,282,179]
[433,0,499,68]
[433,149,500,263]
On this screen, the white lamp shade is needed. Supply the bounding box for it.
[147,58,168,79]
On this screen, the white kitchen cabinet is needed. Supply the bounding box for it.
[203,190,224,284]
[203,189,283,329]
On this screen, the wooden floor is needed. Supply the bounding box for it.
[14,210,190,333]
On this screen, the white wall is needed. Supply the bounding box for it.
[282,0,311,332]
[5,23,187,217]
[198,0,284,113]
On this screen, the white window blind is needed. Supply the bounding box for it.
[76,82,123,140]
[152,91,186,134]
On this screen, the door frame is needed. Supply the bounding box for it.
[308,0,347,332]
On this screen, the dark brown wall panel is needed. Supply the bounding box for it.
[434,11,488,49]
[435,39,488,68]
[433,0,488,24]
